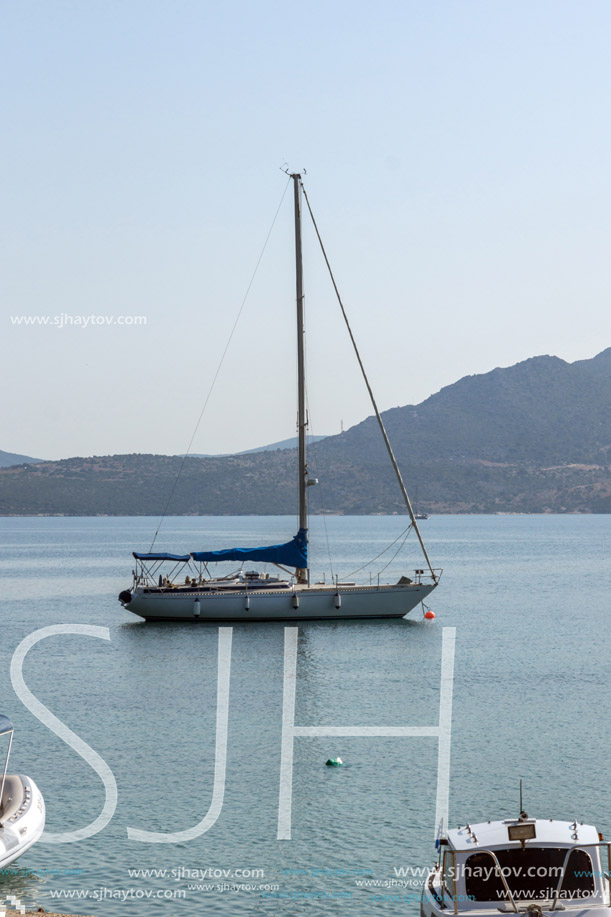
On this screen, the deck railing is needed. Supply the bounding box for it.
[440,841,611,914]
[549,841,611,911]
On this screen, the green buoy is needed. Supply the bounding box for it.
[325,756,344,767]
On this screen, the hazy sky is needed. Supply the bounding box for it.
[3,0,611,460]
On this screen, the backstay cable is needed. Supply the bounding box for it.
[149,177,292,551]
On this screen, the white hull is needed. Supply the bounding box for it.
[0,775,45,869]
[122,581,436,621]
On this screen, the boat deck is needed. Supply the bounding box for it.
[139,580,418,595]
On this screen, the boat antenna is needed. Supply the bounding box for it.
[301,181,437,582]
[519,779,528,819]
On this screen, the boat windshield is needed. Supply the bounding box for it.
[464,848,595,901]
[0,719,13,808]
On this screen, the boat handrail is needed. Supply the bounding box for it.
[549,842,611,911]
[0,729,13,817]
[464,849,521,914]
[442,849,520,914]
[448,842,610,914]
[414,568,444,584]
[440,848,458,913]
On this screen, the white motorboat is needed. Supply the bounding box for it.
[0,715,45,868]
[422,809,611,917]
[119,173,440,622]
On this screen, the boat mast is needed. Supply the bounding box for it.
[292,173,308,585]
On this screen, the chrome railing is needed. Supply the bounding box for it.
[441,849,520,914]
[549,841,611,911]
[439,842,611,914]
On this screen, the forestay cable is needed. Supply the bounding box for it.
[300,181,437,582]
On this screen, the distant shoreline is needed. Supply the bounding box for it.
[0,511,601,518]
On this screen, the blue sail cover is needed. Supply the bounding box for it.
[191,528,307,568]
[133,552,191,562]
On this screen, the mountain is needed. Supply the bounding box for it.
[185,434,329,458]
[237,434,329,454]
[2,349,611,515]
[0,449,43,468]
[320,352,611,467]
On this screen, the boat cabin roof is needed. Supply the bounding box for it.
[446,818,599,853]
[0,715,13,737]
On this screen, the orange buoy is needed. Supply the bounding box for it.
[424,610,436,620]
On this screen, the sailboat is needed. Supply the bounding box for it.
[118,174,440,622]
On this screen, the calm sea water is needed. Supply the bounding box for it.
[0,514,609,916]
